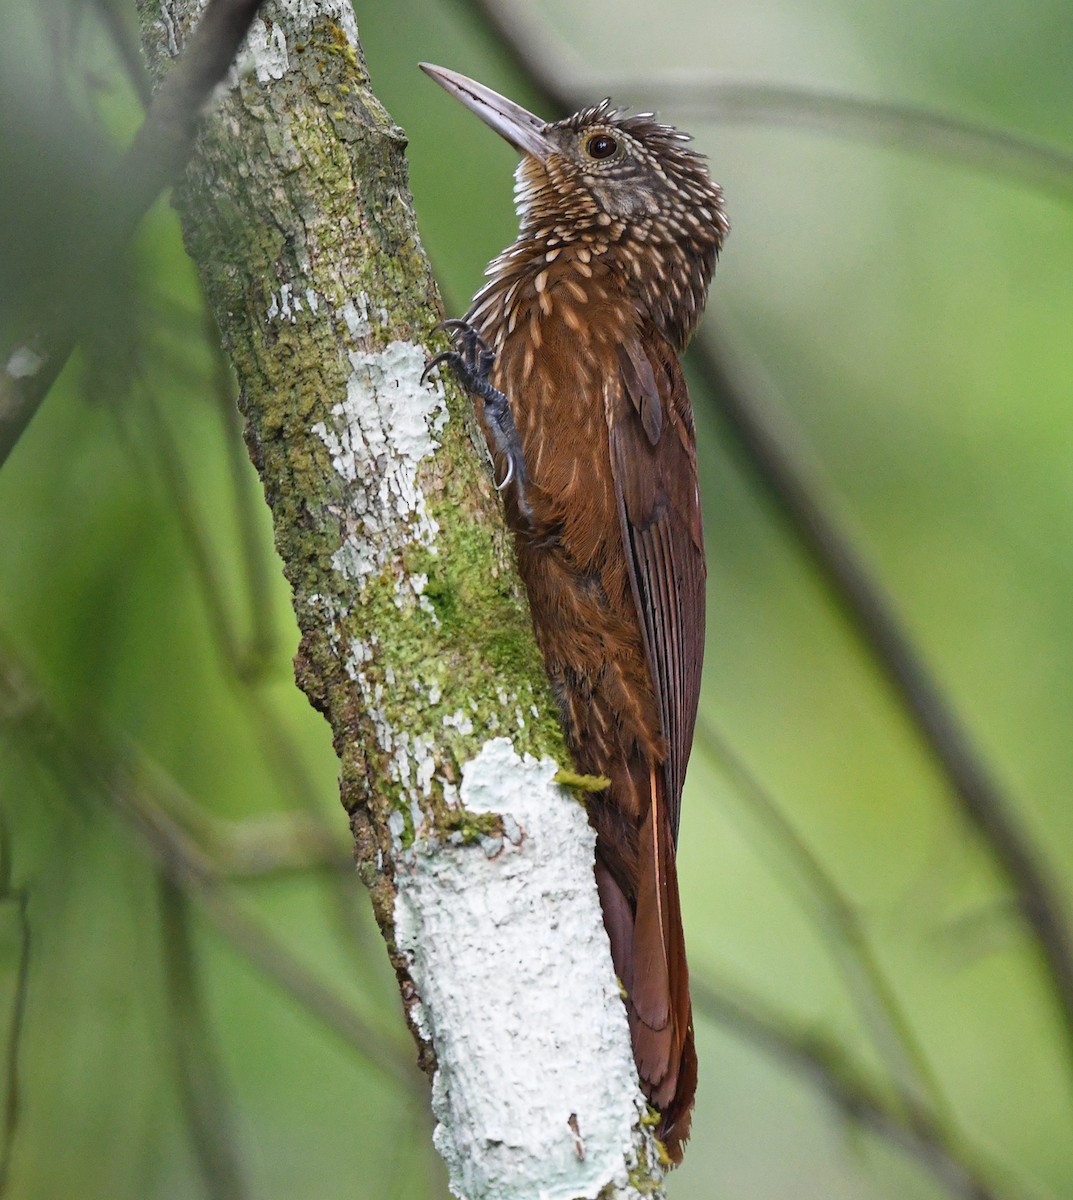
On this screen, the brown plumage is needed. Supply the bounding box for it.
[421,64,728,1161]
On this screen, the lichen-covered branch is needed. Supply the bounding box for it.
[135,2,663,1195]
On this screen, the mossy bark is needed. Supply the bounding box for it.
[136,3,663,1195]
[140,0,561,1002]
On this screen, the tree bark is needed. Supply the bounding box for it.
[136,2,666,1195]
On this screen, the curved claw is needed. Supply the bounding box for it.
[420,349,459,385]
[429,318,472,338]
[495,456,515,491]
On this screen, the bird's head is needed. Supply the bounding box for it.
[420,64,728,347]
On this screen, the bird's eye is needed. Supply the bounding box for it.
[585,134,619,160]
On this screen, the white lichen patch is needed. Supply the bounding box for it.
[267,283,303,323]
[245,16,288,82]
[312,339,448,588]
[399,571,440,625]
[345,636,373,670]
[442,710,474,737]
[5,346,43,379]
[341,292,373,339]
[394,738,654,1200]
[282,0,359,46]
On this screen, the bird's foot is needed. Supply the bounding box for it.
[423,320,531,522]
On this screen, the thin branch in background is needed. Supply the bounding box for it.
[691,974,1029,1200]
[0,641,420,1099]
[599,77,1073,206]
[203,309,279,677]
[695,716,948,1123]
[928,898,1023,971]
[140,656,391,1001]
[145,813,417,1097]
[87,0,154,108]
[463,0,1073,1090]
[139,381,252,677]
[0,818,31,1199]
[121,768,420,1099]
[0,0,266,468]
[122,737,353,880]
[238,688,397,987]
[137,314,279,684]
[105,746,416,1094]
[157,875,251,1200]
[200,813,351,881]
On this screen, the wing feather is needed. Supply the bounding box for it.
[608,329,706,840]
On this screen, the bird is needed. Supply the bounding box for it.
[420,62,728,1162]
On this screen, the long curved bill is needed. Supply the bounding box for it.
[419,63,556,163]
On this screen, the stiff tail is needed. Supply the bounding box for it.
[595,769,696,1162]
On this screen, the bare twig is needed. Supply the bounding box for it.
[127,804,412,1092]
[0,820,31,1199]
[600,77,1073,205]
[209,816,350,879]
[464,0,1073,1091]
[691,974,1026,1200]
[203,312,278,676]
[236,688,395,986]
[129,771,351,879]
[89,0,154,108]
[0,0,266,468]
[158,875,251,1200]
[139,382,254,675]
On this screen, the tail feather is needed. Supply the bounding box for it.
[595,767,695,1162]
[631,769,672,1032]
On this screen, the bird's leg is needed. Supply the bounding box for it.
[423,320,532,523]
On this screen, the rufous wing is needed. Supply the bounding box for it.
[606,326,705,1159]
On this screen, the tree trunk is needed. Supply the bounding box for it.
[136,2,666,1195]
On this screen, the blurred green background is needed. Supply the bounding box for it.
[2,0,1072,1197]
